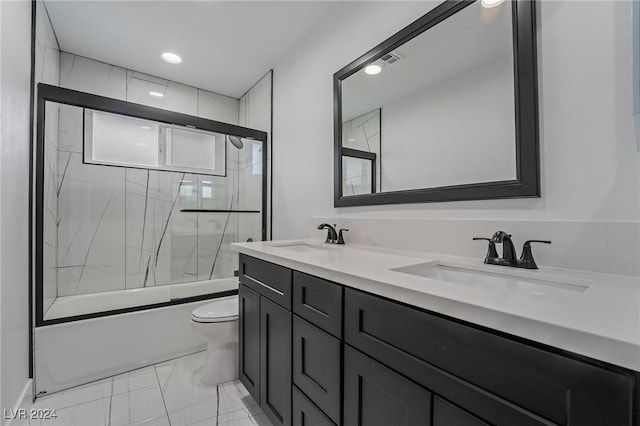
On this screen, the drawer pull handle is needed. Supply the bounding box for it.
[244,274,285,296]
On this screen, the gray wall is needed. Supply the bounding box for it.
[1,0,33,419]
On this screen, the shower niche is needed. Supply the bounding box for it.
[36,83,267,324]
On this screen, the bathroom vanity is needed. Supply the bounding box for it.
[234,241,640,426]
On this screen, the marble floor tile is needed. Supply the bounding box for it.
[26,377,113,411]
[217,413,272,426]
[112,366,159,395]
[28,396,111,426]
[218,381,258,415]
[216,404,265,424]
[20,351,269,426]
[110,386,166,426]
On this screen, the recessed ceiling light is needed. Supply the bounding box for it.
[149,91,164,98]
[347,138,356,142]
[481,0,505,8]
[140,125,152,130]
[364,64,382,75]
[161,52,182,64]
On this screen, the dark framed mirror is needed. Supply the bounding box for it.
[334,0,539,207]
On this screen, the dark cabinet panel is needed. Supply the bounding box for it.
[239,284,260,401]
[293,271,343,338]
[293,316,341,424]
[344,288,635,426]
[433,397,490,426]
[344,345,432,426]
[292,386,336,426]
[260,297,292,426]
[240,253,292,309]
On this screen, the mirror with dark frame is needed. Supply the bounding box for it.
[334,0,539,207]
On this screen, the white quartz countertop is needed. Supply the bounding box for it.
[232,239,640,371]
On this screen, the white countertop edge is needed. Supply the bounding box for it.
[233,240,640,372]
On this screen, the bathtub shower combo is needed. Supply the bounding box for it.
[33,84,266,395]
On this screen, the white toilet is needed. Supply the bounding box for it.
[191,295,239,385]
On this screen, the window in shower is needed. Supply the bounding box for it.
[36,84,267,325]
[84,109,226,176]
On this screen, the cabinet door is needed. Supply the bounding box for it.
[293,386,336,426]
[344,345,431,426]
[260,297,292,426]
[433,397,490,426]
[239,284,260,401]
[293,316,341,424]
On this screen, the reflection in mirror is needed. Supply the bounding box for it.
[335,0,539,206]
[341,109,381,193]
[342,154,374,196]
[342,0,514,192]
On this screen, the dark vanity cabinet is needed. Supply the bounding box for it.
[239,254,292,426]
[239,254,639,426]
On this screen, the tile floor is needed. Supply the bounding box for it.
[14,351,272,426]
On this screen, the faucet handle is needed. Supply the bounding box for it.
[519,240,551,269]
[337,229,349,245]
[473,237,499,262]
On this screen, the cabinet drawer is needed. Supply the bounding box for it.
[292,386,336,426]
[240,253,292,310]
[345,288,635,426]
[293,316,341,424]
[344,345,432,426]
[433,397,490,426]
[293,271,343,338]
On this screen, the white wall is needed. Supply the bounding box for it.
[272,1,640,261]
[0,0,33,419]
[381,56,515,191]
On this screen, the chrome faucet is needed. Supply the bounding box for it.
[317,223,338,244]
[473,231,551,269]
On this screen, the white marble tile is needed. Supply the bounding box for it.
[128,414,171,426]
[217,381,258,416]
[165,395,218,426]
[126,72,170,109]
[60,53,127,100]
[157,352,220,425]
[217,413,273,426]
[112,366,160,395]
[25,378,112,411]
[161,82,198,116]
[42,46,60,85]
[110,386,166,426]
[28,397,111,426]
[197,90,239,124]
[215,404,264,424]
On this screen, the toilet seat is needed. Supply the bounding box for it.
[191,298,239,323]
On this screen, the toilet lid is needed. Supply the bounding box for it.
[191,297,239,323]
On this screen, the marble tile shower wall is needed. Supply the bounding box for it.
[239,72,272,239]
[46,53,264,299]
[35,0,60,313]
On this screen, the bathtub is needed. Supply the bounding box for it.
[44,278,238,320]
[34,278,238,397]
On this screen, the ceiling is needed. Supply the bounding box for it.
[44,1,344,98]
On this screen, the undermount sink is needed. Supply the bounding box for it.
[392,262,590,302]
[270,241,332,253]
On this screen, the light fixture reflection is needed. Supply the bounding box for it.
[481,0,505,8]
[149,91,164,98]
